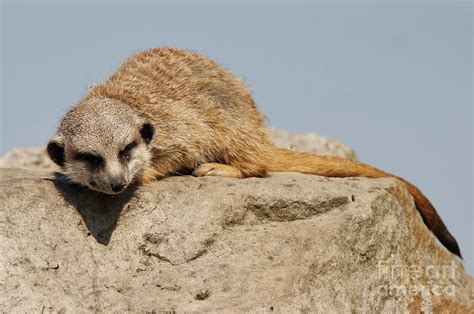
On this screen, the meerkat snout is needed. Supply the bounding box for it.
[110,176,126,193]
[47,98,155,194]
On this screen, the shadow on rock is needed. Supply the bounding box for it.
[52,172,138,245]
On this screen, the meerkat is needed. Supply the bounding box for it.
[47,48,461,258]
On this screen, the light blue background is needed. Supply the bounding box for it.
[1,1,472,275]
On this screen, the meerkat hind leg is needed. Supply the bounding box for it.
[192,163,244,179]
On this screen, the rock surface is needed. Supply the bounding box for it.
[0,130,472,312]
[0,129,357,171]
[268,128,358,160]
[0,147,58,171]
[1,169,472,312]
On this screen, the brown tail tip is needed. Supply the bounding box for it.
[438,229,462,259]
[402,179,462,259]
[417,203,462,259]
[418,208,462,259]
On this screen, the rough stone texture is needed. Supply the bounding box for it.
[1,168,472,312]
[268,128,358,160]
[0,147,58,171]
[0,131,471,311]
[0,129,357,171]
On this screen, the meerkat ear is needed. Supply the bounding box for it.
[47,137,66,166]
[140,123,154,145]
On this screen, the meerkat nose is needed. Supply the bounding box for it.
[110,177,126,193]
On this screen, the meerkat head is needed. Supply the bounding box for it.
[47,97,154,194]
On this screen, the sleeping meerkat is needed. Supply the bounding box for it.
[47,48,461,257]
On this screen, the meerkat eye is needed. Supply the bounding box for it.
[120,141,137,160]
[76,153,103,167]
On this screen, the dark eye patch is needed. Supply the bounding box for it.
[119,141,137,160]
[75,153,104,168]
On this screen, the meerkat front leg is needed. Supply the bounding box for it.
[192,163,245,179]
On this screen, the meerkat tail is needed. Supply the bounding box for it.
[269,148,461,258]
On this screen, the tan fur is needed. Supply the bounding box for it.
[48,48,460,257]
[85,48,273,180]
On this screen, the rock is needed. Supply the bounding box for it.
[0,129,357,171]
[268,128,358,160]
[0,147,58,171]
[0,168,472,312]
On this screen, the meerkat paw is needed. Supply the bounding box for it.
[192,163,244,179]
